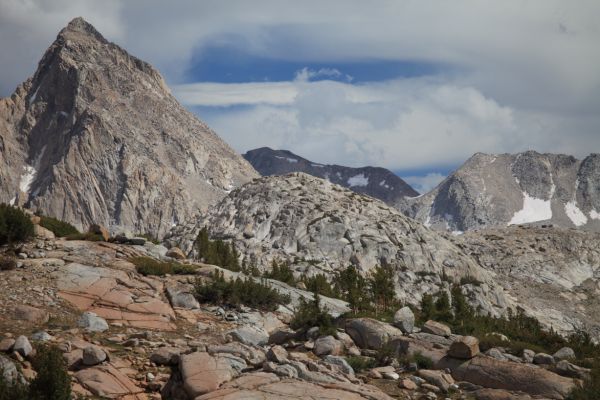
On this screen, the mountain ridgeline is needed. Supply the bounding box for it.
[243,147,419,205]
[400,151,600,232]
[0,18,258,238]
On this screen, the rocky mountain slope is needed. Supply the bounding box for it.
[243,147,419,204]
[399,151,600,232]
[0,18,258,238]
[168,173,510,316]
[450,225,600,340]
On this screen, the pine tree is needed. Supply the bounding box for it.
[369,264,397,315]
[335,266,369,314]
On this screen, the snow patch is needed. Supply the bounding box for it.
[311,163,324,168]
[451,231,464,236]
[275,156,298,163]
[379,180,390,189]
[9,197,15,206]
[347,173,369,187]
[565,201,588,227]
[19,165,36,194]
[30,86,40,103]
[508,192,552,225]
[59,111,68,117]
[590,210,600,220]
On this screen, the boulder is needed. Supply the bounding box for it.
[440,354,575,399]
[533,353,555,365]
[30,331,53,342]
[345,318,403,350]
[78,312,109,332]
[473,388,532,400]
[266,345,288,364]
[34,224,55,239]
[12,304,49,323]
[0,355,22,384]
[554,360,590,380]
[82,345,107,366]
[75,365,144,398]
[13,336,32,357]
[323,355,354,375]
[552,347,575,361]
[0,338,15,352]
[166,285,200,309]
[422,320,451,337]
[448,336,480,359]
[393,306,415,333]
[314,336,344,356]
[179,352,236,398]
[228,326,269,347]
[150,347,181,366]
[88,224,109,241]
[166,247,187,259]
[418,369,455,392]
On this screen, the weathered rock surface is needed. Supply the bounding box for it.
[448,335,480,359]
[400,151,600,232]
[345,318,403,350]
[179,352,237,398]
[393,306,415,333]
[243,146,419,204]
[422,320,451,337]
[0,17,258,238]
[168,173,511,315]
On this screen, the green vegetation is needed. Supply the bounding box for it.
[345,355,376,372]
[65,232,105,241]
[195,270,290,311]
[301,273,337,298]
[0,345,71,400]
[241,258,261,277]
[263,259,296,285]
[568,360,600,400]
[195,227,241,271]
[38,215,78,237]
[290,292,336,336]
[136,233,160,244]
[130,256,196,276]
[0,204,33,245]
[398,351,434,370]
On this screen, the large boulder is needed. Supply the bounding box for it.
[166,247,187,260]
[88,224,109,241]
[345,318,403,350]
[166,285,200,309]
[422,320,451,337]
[12,305,49,323]
[82,345,107,366]
[150,347,181,366]
[13,336,32,357]
[78,312,109,332]
[393,306,415,333]
[448,336,480,359]
[418,369,455,392]
[440,355,575,399]
[227,326,269,346]
[313,336,343,356]
[552,347,575,361]
[179,352,237,398]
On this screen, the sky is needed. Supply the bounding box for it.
[1,1,599,193]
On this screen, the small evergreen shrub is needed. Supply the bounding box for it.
[397,351,434,370]
[195,271,290,311]
[195,227,241,271]
[38,215,78,237]
[0,256,17,271]
[263,259,296,285]
[0,345,71,400]
[302,273,337,298]
[0,204,33,245]
[130,256,196,276]
[290,292,336,336]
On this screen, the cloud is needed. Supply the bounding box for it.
[0,1,599,173]
[403,173,447,194]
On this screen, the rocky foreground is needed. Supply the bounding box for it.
[0,222,589,399]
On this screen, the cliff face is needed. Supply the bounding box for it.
[400,151,600,232]
[0,18,258,237]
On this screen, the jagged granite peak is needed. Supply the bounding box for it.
[400,151,600,232]
[243,147,419,204]
[167,172,511,315]
[0,17,258,237]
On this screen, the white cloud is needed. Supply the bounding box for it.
[1,1,599,173]
[403,173,446,194]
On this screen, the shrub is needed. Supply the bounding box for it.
[29,345,71,400]
[290,292,336,336]
[345,356,376,372]
[301,273,336,298]
[38,215,78,237]
[195,228,241,271]
[0,256,17,271]
[397,351,434,370]
[263,259,296,285]
[65,232,104,241]
[195,271,290,311]
[0,204,33,245]
[568,360,600,400]
[0,345,71,400]
[136,233,160,244]
[130,256,196,276]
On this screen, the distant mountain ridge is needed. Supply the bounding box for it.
[243,147,419,204]
[399,151,600,232]
[0,18,258,237]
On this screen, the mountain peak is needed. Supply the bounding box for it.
[59,17,107,43]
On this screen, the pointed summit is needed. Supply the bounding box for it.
[0,18,258,237]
